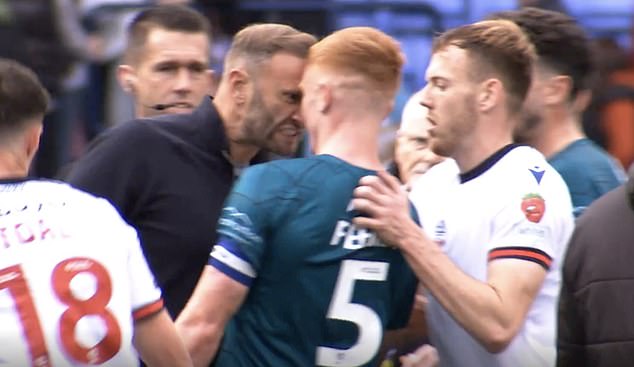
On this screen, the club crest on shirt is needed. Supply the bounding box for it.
[521,193,545,223]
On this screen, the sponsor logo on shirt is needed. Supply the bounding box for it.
[521,193,545,223]
[529,166,545,184]
[433,220,446,246]
[217,207,263,244]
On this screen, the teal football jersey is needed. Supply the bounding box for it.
[209,154,418,367]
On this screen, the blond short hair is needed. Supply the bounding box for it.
[225,23,316,72]
[307,27,405,100]
[433,20,536,113]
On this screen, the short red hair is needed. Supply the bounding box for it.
[308,27,404,99]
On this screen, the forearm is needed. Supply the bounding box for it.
[133,310,193,367]
[176,314,223,367]
[397,222,517,352]
[175,266,249,366]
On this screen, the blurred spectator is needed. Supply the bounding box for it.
[593,26,634,171]
[581,37,630,152]
[0,0,93,178]
[389,89,445,189]
[79,0,146,139]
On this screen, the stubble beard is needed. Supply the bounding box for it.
[240,93,274,148]
[432,99,478,158]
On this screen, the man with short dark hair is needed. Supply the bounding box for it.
[0,58,192,367]
[65,23,316,320]
[117,5,215,118]
[491,7,626,217]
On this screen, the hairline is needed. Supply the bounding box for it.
[125,24,211,66]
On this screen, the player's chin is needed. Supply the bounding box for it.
[268,137,302,157]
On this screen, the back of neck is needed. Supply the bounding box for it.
[532,114,584,159]
[0,151,29,179]
[315,119,383,171]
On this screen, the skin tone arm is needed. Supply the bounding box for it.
[133,309,193,367]
[400,344,439,367]
[176,266,249,367]
[352,171,548,353]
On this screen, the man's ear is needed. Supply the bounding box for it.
[316,82,332,114]
[117,64,137,94]
[477,78,502,113]
[25,120,43,164]
[544,75,572,106]
[226,68,251,105]
[206,69,217,96]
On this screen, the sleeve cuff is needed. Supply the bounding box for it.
[132,299,164,321]
[208,242,256,287]
[488,246,552,270]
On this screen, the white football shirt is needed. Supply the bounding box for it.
[0,179,162,367]
[410,145,574,367]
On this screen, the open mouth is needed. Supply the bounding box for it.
[170,102,194,109]
[277,124,302,137]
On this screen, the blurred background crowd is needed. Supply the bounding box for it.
[0,0,632,178]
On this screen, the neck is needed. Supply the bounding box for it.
[0,151,29,179]
[212,88,260,165]
[528,108,584,159]
[226,142,260,166]
[453,115,513,174]
[315,115,384,171]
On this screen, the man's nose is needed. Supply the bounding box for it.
[173,69,193,92]
[420,84,433,109]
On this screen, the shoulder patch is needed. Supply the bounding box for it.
[521,193,545,223]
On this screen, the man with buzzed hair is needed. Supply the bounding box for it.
[66,23,316,320]
[176,26,418,367]
[117,4,215,118]
[353,20,574,367]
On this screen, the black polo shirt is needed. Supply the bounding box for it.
[65,97,265,318]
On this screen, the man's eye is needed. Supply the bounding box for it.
[189,64,206,73]
[414,138,428,148]
[156,65,176,72]
[286,92,302,104]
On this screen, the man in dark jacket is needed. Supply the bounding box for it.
[65,23,316,321]
[557,169,634,366]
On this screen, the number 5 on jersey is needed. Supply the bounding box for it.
[316,260,389,367]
